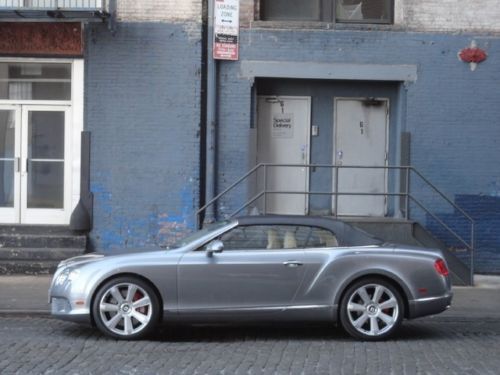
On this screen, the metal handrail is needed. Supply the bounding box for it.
[196,163,475,283]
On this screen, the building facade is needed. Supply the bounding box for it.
[0,1,499,275]
[213,0,500,273]
[0,1,203,253]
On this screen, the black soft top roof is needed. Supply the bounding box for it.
[235,215,382,247]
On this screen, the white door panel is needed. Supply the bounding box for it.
[333,98,389,216]
[257,96,311,215]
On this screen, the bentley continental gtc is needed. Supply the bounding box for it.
[49,215,452,341]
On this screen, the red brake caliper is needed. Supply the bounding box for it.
[133,291,147,314]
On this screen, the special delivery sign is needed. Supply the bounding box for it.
[214,0,239,60]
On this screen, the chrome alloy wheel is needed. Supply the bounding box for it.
[98,282,153,336]
[346,283,399,337]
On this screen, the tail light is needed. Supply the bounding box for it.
[434,259,449,276]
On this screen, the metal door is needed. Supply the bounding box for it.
[0,105,71,224]
[333,98,389,216]
[257,96,311,215]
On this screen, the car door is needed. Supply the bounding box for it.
[177,224,308,314]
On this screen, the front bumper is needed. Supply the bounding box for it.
[408,292,453,319]
[49,296,91,324]
[48,270,92,325]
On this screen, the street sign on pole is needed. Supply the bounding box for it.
[213,0,239,60]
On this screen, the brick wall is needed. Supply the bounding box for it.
[85,21,202,250]
[398,1,500,33]
[117,0,201,23]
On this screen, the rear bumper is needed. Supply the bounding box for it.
[408,292,453,319]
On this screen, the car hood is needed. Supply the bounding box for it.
[58,247,163,268]
[58,253,105,268]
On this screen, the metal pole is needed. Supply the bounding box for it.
[334,166,339,218]
[405,167,410,220]
[204,0,218,224]
[470,222,475,286]
[263,165,267,214]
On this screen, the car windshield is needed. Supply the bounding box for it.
[167,221,231,249]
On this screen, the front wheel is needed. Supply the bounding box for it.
[340,278,404,341]
[92,276,160,340]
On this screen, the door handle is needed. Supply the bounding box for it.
[283,261,303,267]
[15,157,20,172]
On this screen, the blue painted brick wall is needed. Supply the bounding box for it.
[85,22,201,250]
[216,28,500,273]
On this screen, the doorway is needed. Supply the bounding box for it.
[333,97,389,216]
[0,104,71,224]
[256,96,311,215]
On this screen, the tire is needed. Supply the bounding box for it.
[92,276,160,340]
[340,278,404,341]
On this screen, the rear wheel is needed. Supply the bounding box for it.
[340,278,404,341]
[92,276,160,340]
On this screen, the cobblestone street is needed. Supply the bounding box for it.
[0,315,499,375]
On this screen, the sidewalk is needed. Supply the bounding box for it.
[0,274,499,317]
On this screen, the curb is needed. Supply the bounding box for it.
[0,310,50,316]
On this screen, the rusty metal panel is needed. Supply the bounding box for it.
[0,22,83,57]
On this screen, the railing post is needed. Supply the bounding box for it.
[470,222,475,286]
[405,167,410,220]
[263,164,267,214]
[334,166,339,218]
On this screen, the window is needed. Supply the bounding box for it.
[259,0,393,24]
[0,62,71,101]
[219,225,339,250]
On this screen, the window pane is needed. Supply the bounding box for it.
[220,226,269,250]
[261,0,321,21]
[0,160,14,208]
[0,63,71,101]
[336,0,392,23]
[27,161,64,209]
[0,110,15,208]
[0,110,15,159]
[29,111,65,160]
[304,227,339,248]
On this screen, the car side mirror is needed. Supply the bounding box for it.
[206,240,224,257]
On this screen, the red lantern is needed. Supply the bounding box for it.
[459,47,487,64]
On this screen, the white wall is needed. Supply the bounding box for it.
[117,0,201,23]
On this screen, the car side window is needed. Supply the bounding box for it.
[217,224,338,250]
[302,227,339,248]
[219,225,268,250]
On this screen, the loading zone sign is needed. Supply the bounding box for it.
[214,0,239,60]
[272,113,294,138]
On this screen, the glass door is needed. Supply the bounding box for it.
[0,105,21,223]
[0,105,71,224]
[21,106,71,224]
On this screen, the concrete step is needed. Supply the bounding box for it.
[0,248,84,261]
[0,233,86,249]
[0,248,85,275]
[0,225,87,275]
[0,260,61,275]
[0,225,82,235]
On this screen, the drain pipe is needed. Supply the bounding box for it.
[204,0,218,225]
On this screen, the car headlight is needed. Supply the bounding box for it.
[55,269,80,286]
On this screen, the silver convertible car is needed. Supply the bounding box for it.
[49,215,452,341]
